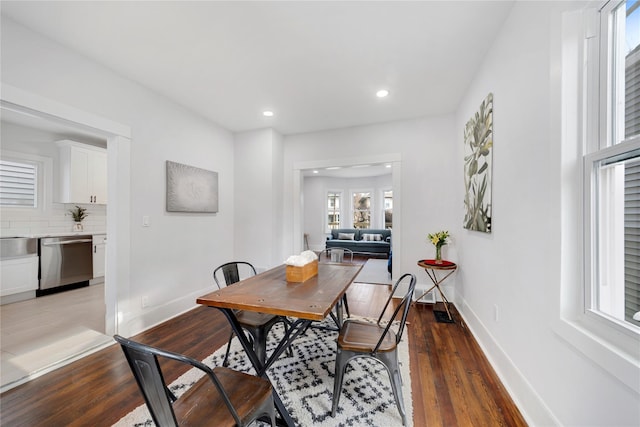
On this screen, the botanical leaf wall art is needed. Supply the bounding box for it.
[463,93,493,233]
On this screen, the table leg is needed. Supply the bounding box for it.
[218,308,304,427]
[417,268,457,321]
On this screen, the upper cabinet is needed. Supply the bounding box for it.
[57,140,107,204]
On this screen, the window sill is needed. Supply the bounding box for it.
[553,316,640,394]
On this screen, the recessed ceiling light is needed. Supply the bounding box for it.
[313,170,319,174]
[385,164,392,168]
[376,89,389,98]
[263,110,274,117]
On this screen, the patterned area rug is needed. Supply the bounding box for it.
[113,318,412,426]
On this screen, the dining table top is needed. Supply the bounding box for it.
[197,262,362,321]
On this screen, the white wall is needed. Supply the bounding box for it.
[1,17,236,335]
[234,128,284,270]
[303,174,392,251]
[455,2,639,426]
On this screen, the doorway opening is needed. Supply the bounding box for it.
[293,154,402,280]
[0,87,131,392]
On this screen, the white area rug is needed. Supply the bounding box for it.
[354,258,392,285]
[114,319,412,427]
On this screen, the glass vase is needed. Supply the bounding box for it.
[435,245,442,263]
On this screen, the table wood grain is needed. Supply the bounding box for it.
[197,263,362,320]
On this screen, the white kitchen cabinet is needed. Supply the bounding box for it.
[93,234,106,279]
[57,140,107,204]
[0,256,39,297]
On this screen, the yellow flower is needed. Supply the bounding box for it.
[427,230,449,247]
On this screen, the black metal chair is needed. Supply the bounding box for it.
[213,261,291,367]
[114,334,275,427]
[331,273,417,426]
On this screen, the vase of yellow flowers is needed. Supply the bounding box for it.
[428,230,449,263]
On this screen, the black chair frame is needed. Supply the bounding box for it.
[213,261,292,366]
[114,334,275,427]
[331,272,417,426]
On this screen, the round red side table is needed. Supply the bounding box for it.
[416,259,458,321]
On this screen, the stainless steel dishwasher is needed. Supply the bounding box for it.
[38,235,93,295]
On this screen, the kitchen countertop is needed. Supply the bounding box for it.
[2,232,107,238]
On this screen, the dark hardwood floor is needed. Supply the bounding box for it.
[0,279,526,426]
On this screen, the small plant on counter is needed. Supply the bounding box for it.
[69,205,88,222]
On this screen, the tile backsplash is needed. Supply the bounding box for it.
[0,204,107,237]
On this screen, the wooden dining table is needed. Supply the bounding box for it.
[196,261,362,427]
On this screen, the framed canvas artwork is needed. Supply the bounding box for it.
[463,93,493,233]
[166,161,218,213]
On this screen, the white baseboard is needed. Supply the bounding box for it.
[120,287,210,337]
[458,299,560,426]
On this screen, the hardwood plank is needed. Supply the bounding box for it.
[0,283,527,427]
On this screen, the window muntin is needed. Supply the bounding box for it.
[0,159,37,208]
[352,191,371,229]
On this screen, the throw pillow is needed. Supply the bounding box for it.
[338,233,355,240]
[362,233,383,241]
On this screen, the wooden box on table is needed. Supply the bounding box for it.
[286,260,318,282]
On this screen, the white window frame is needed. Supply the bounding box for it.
[0,158,38,208]
[381,186,393,229]
[0,150,52,214]
[351,188,373,229]
[584,139,640,336]
[585,0,640,334]
[555,0,640,394]
[325,189,343,233]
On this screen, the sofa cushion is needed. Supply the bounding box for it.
[362,233,383,241]
[338,232,355,240]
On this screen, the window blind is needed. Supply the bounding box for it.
[0,160,37,207]
[625,161,640,324]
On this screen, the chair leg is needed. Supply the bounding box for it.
[379,351,406,426]
[281,319,294,358]
[342,294,350,318]
[331,348,349,417]
[222,330,235,367]
[247,327,269,367]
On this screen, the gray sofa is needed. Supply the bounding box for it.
[325,228,391,256]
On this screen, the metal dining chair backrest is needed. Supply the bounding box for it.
[213,261,257,289]
[114,335,256,427]
[327,247,354,263]
[373,273,416,349]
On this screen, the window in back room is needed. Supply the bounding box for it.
[352,191,371,229]
[0,159,38,208]
[327,191,341,230]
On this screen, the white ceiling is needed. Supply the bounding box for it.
[1,1,514,136]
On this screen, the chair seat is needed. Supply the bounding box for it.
[337,320,397,353]
[236,310,279,328]
[173,366,273,427]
